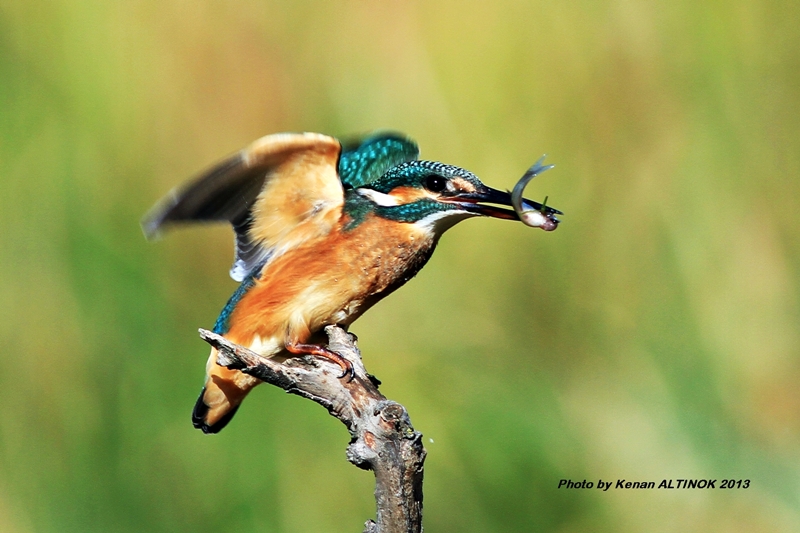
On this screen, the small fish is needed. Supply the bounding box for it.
[511,155,561,231]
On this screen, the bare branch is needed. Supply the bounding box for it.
[199,326,426,533]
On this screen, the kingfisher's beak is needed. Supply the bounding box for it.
[446,186,562,228]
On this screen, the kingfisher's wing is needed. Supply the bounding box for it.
[338,132,419,189]
[142,132,343,281]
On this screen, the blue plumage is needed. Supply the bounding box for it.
[338,132,419,189]
[213,265,262,334]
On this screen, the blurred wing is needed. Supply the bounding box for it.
[338,131,419,189]
[142,132,343,281]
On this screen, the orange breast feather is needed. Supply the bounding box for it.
[225,214,436,352]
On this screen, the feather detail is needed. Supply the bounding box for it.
[338,132,419,189]
[142,132,344,281]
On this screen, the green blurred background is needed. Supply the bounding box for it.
[2,1,799,531]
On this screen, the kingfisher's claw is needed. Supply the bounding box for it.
[337,360,356,382]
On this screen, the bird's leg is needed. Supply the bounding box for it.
[284,338,355,381]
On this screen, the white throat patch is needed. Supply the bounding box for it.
[414,209,475,235]
[356,188,400,207]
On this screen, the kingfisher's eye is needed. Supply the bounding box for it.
[424,175,447,193]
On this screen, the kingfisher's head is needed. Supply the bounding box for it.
[348,160,560,235]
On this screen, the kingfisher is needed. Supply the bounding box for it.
[143,132,561,434]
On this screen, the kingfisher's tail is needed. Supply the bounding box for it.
[192,350,260,434]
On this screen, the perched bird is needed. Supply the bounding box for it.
[143,132,561,433]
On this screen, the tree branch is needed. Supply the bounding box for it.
[199,326,426,533]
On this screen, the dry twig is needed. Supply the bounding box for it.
[199,326,426,533]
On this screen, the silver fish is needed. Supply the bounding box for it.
[511,155,561,231]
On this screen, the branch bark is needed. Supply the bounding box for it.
[199,326,426,533]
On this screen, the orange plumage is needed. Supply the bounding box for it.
[143,131,560,433]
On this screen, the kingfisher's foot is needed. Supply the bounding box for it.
[285,340,355,381]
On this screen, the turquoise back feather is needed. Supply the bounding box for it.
[338,132,419,189]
